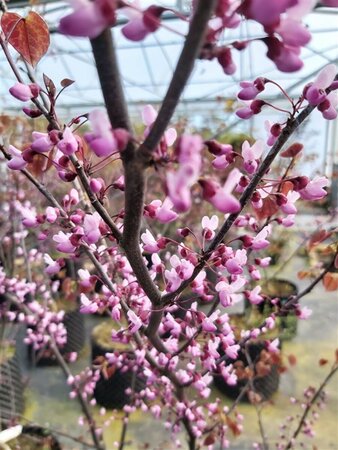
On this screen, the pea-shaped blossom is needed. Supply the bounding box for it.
[127,310,142,333]
[141,229,162,253]
[7,145,27,170]
[9,82,40,102]
[43,254,63,275]
[166,135,203,212]
[57,127,78,155]
[58,0,117,38]
[247,286,264,305]
[80,293,98,314]
[241,140,264,174]
[298,176,328,200]
[142,105,177,153]
[145,198,178,223]
[31,132,54,153]
[83,212,102,244]
[225,249,248,275]
[215,276,246,307]
[251,225,272,250]
[121,3,166,42]
[305,64,337,106]
[238,78,266,100]
[319,91,338,120]
[84,110,129,157]
[281,191,300,214]
[200,168,241,214]
[201,215,219,240]
[53,231,76,253]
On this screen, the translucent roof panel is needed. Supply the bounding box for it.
[0,1,337,121]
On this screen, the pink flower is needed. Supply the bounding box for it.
[281,214,296,227]
[226,249,247,275]
[264,37,303,72]
[202,311,219,332]
[299,176,328,200]
[239,0,296,27]
[217,47,236,75]
[319,91,338,120]
[251,225,271,250]
[281,191,300,214]
[200,168,241,214]
[141,230,162,253]
[267,338,280,354]
[127,310,142,333]
[164,268,181,292]
[225,344,240,359]
[305,64,337,105]
[121,4,165,42]
[85,110,118,157]
[142,105,177,150]
[146,198,178,223]
[247,286,264,305]
[46,207,59,223]
[170,255,194,280]
[215,276,246,307]
[241,140,264,174]
[19,207,38,227]
[83,212,102,244]
[297,306,312,319]
[166,135,203,212]
[9,82,40,102]
[31,132,53,153]
[201,215,219,240]
[276,18,311,47]
[236,105,254,119]
[53,231,76,253]
[57,127,78,155]
[59,0,117,38]
[80,293,98,314]
[43,254,63,275]
[89,178,104,194]
[78,269,94,289]
[238,78,266,100]
[7,145,27,170]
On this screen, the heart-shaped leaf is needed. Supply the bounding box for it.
[1,11,50,67]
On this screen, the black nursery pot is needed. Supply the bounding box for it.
[261,279,299,340]
[16,425,61,450]
[31,309,85,366]
[0,351,25,423]
[91,322,146,409]
[213,341,280,402]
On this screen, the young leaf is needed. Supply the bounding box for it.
[1,11,50,67]
[43,73,56,97]
[280,142,303,158]
[323,272,338,291]
[61,78,75,88]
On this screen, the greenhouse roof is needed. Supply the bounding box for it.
[0,0,337,122]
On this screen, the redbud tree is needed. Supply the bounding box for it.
[0,1,338,449]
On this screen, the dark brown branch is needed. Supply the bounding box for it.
[139,0,218,161]
[90,24,162,307]
[90,29,131,132]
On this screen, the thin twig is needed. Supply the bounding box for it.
[284,363,338,450]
